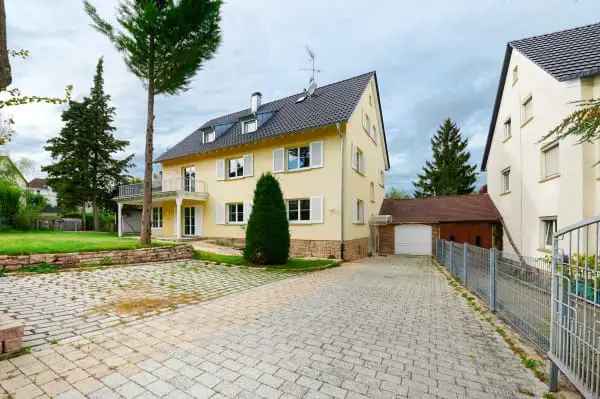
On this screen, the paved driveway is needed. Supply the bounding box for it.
[0,256,547,398]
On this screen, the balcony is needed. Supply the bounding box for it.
[115,177,208,203]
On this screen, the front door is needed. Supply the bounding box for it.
[184,207,195,236]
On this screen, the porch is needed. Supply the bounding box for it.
[114,177,208,240]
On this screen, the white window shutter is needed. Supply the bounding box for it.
[310,141,323,168]
[195,206,202,236]
[215,202,225,225]
[216,159,225,181]
[244,201,253,223]
[351,143,357,171]
[352,199,358,223]
[310,196,323,224]
[273,148,284,173]
[361,153,367,174]
[243,154,254,177]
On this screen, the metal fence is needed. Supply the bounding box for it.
[435,240,552,353]
[549,217,600,399]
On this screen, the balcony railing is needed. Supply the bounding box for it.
[118,177,207,198]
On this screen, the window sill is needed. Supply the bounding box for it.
[502,136,511,143]
[285,165,322,174]
[353,221,365,225]
[289,220,316,225]
[226,222,245,226]
[537,248,552,254]
[521,116,534,128]
[539,174,560,183]
[226,175,248,181]
[151,227,163,230]
[500,191,511,196]
[353,168,366,177]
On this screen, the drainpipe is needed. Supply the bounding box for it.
[336,122,345,260]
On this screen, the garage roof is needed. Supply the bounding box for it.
[380,194,500,224]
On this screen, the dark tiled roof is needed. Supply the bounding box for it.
[380,194,500,224]
[156,72,388,163]
[28,178,48,189]
[510,22,600,82]
[482,22,600,171]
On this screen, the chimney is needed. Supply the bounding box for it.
[251,92,262,114]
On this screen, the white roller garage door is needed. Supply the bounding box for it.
[394,224,432,255]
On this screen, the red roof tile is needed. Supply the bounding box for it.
[380,193,500,224]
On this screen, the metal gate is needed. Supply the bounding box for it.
[549,217,600,398]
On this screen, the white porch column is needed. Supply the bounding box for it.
[117,203,123,237]
[175,197,182,240]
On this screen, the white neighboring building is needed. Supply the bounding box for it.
[27,178,58,207]
[483,23,600,258]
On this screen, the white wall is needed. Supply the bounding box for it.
[486,49,600,257]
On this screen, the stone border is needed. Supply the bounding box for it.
[0,244,194,271]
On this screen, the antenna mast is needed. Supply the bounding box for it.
[301,46,321,85]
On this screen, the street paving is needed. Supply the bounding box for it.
[0,256,547,398]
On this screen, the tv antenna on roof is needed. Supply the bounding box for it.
[300,46,322,85]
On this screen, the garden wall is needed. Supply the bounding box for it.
[0,244,193,271]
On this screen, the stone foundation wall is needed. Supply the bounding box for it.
[290,240,342,259]
[0,245,194,271]
[343,238,369,261]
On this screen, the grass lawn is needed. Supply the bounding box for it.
[192,250,339,271]
[0,231,174,256]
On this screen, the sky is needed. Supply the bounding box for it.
[3,0,600,193]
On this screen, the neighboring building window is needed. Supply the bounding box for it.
[522,95,533,124]
[228,157,244,178]
[243,119,257,134]
[542,142,559,179]
[287,146,310,170]
[287,199,311,222]
[512,65,519,85]
[151,207,163,228]
[354,147,365,174]
[503,118,511,140]
[204,129,215,143]
[370,182,375,202]
[541,217,557,249]
[227,203,244,223]
[354,199,365,224]
[501,167,511,193]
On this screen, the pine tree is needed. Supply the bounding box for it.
[44,58,133,230]
[244,173,290,265]
[413,118,477,197]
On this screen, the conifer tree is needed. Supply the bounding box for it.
[413,118,477,197]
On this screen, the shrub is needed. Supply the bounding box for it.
[14,191,47,230]
[0,179,22,228]
[244,173,290,265]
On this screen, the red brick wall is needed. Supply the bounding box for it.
[378,225,395,255]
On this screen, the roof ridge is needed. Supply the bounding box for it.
[509,21,600,45]
[385,193,487,202]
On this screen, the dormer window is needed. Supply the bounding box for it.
[243,119,258,134]
[204,129,215,143]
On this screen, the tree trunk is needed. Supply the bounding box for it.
[140,35,155,246]
[0,0,11,91]
[93,200,99,231]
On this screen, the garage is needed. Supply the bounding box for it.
[376,193,502,256]
[394,224,432,255]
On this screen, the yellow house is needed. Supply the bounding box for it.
[115,72,390,260]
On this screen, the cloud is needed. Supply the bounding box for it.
[2,0,600,191]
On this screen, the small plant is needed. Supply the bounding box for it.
[100,256,113,266]
[0,265,6,277]
[20,262,59,274]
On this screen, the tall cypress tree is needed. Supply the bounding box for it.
[44,58,133,230]
[413,118,477,198]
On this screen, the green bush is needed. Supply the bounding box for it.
[0,179,21,228]
[244,173,290,265]
[14,191,47,229]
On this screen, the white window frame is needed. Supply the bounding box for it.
[512,65,519,86]
[227,202,244,224]
[354,199,365,224]
[286,145,311,171]
[503,117,511,141]
[541,142,560,180]
[541,217,557,250]
[363,112,371,136]
[369,182,375,203]
[204,129,215,143]
[501,167,511,194]
[151,207,163,229]
[354,147,365,175]
[379,170,385,187]
[521,95,533,125]
[227,157,245,179]
[242,119,257,134]
[286,198,311,223]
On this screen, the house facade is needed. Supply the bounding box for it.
[0,154,27,188]
[482,23,600,258]
[27,178,58,207]
[115,72,390,260]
